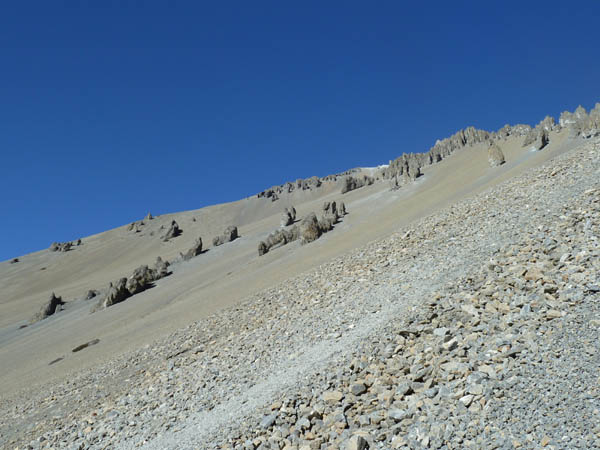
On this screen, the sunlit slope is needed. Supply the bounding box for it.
[0,130,576,395]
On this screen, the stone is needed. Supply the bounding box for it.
[31,292,65,322]
[300,213,322,244]
[182,237,203,261]
[49,241,73,252]
[258,241,268,256]
[280,206,297,227]
[259,414,276,429]
[322,390,343,404]
[213,226,239,246]
[126,265,156,295]
[350,383,367,396]
[488,142,506,167]
[101,278,129,308]
[341,175,374,194]
[162,220,181,241]
[344,435,369,450]
[154,256,171,278]
[459,394,474,406]
[388,409,411,422]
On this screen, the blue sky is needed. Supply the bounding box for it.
[1,1,599,261]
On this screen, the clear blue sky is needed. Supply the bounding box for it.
[1,1,599,261]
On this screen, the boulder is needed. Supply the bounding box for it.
[162,220,181,241]
[100,278,130,309]
[213,226,239,246]
[537,129,549,150]
[154,256,171,278]
[127,265,157,295]
[182,237,203,261]
[258,241,268,256]
[338,202,347,215]
[280,206,297,227]
[31,292,65,322]
[318,213,337,232]
[258,224,301,256]
[300,213,322,244]
[488,142,506,167]
[341,175,374,194]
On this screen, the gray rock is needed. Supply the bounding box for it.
[350,383,367,396]
[344,435,369,450]
[488,142,506,167]
[259,414,276,429]
[280,206,297,227]
[258,241,268,256]
[153,257,171,278]
[299,213,322,244]
[49,241,73,252]
[341,175,374,194]
[162,220,181,241]
[31,292,65,323]
[213,226,239,246]
[182,238,203,261]
[99,278,129,309]
[339,202,347,216]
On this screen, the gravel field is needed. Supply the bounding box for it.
[2,137,599,449]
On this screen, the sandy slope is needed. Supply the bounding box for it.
[0,130,576,397]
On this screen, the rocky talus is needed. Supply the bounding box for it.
[1,139,599,450]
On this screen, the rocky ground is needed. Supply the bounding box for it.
[1,137,599,450]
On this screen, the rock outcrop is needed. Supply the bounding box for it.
[154,256,171,278]
[99,278,130,309]
[126,265,158,295]
[280,207,297,227]
[31,292,65,323]
[380,123,536,184]
[299,213,322,244]
[93,257,171,311]
[49,241,73,252]
[257,241,268,256]
[488,142,506,167]
[257,170,360,201]
[181,238,203,261]
[560,103,600,138]
[341,175,374,194]
[260,202,347,256]
[162,220,181,241]
[523,116,556,150]
[213,226,239,246]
